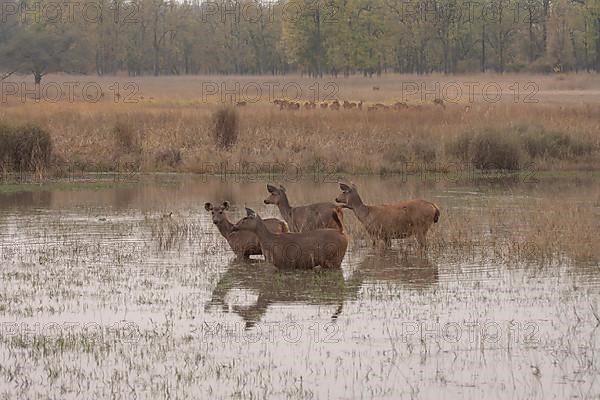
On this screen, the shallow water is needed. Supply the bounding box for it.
[0,174,598,399]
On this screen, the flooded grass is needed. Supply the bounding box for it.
[0,175,598,399]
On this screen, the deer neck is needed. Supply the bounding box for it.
[216,218,235,237]
[277,195,293,225]
[350,193,369,222]
[253,218,275,242]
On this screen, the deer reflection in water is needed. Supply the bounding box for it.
[352,249,439,288]
[205,259,356,329]
[205,249,438,329]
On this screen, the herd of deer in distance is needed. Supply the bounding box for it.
[232,84,453,111]
[235,97,452,111]
[204,183,441,271]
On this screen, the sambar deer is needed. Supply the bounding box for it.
[232,208,347,270]
[264,184,345,232]
[205,201,288,258]
[433,98,446,108]
[335,183,440,250]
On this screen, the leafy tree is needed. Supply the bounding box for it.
[2,0,600,77]
[281,0,329,76]
[0,0,92,84]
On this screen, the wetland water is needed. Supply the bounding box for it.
[0,174,598,399]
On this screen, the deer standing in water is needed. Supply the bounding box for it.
[335,183,439,250]
[232,208,347,270]
[205,201,287,258]
[264,184,345,232]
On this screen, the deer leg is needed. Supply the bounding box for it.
[416,231,427,253]
[371,236,378,247]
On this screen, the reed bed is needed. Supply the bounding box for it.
[0,74,599,176]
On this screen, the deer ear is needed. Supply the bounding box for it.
[204,202,213,211]
[245,207,256,217]
[279,184,286,192]
[339,182,351,192]
[266,184,277,193]
[222,201,230,210]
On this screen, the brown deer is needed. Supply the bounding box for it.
[205,201,288,258]
[306,101,317,109]
[236,101,247,107]
[392,101,408,110]
[264,184,345,232]
[335,183,440,249]
[433,98,446,108]
[232,208,347,270]
[278,99,290,110]
[330,100,340,110]
[320,102,329,109]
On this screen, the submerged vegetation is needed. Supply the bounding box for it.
[0,176,598,399]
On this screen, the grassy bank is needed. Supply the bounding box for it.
[1,74,599,176]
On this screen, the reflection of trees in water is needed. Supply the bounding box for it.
[206,250,439,329]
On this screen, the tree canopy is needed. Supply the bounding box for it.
[1,0,599,81]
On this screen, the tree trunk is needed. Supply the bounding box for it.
[481,24,486,72]
[33,72,43,100]
[154,30,160,76]
[528,6,535,62]
[542,0,550,54]
[596,18,600,71]
[315,9,322,78]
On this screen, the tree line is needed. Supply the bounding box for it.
[0,0,599,83]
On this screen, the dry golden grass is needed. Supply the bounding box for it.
[301,179,600,264]
[1,73,599,175]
